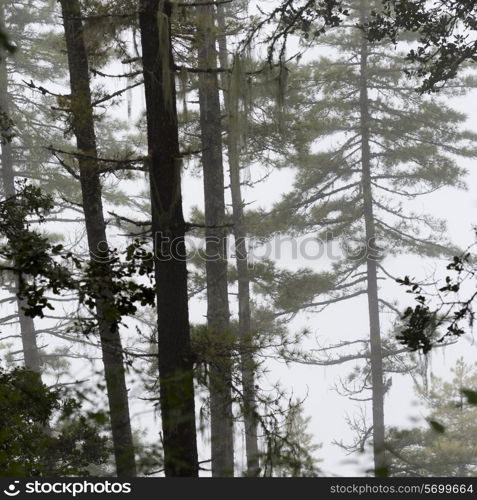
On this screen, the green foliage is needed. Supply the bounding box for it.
[366,0,477,91]
[0,28,15,54]
[461,389,477,406]
[247,260,335,314]
[253,0,348,63]
[250,0,475,329]
[0,185,155,333]
[0,0,79,203]
[396,248,476,352]
[262,404,321,477]
[388,359,477,476]
[0,366,109,476]
[272,40,473,259]
[428,420,445,434]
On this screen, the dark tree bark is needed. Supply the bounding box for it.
[60,0,136,477]
[0,3,40,374]
[358,0,387,476]
[197,1,235,477]
[217,5,260,476]
[138,0,199,477]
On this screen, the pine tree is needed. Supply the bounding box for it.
[196,1,234,476]
[139,0,199,477]
[262,0,477,475]
[0,366,109,476]
[0,0,67,374]
[388,358,477,477]
[217,4,262,475]
[59,0,136,477]
[264,404,321,477]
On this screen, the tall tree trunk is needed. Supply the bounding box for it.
[358,0,387,476]
[138,0,199,477]
[217,5,260,476]
[197,1,235,477]
[60,0,136,477]
[0,3,40,374]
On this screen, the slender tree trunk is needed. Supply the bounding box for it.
[197,1,235,477]
[60,0,136,477]
[217,5,260,476]
[0,4,40,374]
[358,0,387,476]
[138,0,199,477]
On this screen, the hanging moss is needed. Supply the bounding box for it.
[276,63,289,132]
[229,55,251,153]
[179,5,189,23]
[229,55,243,150]
[277,64,289,113]
[125,62,133,122]
[156,1,173,117]
[178,67,189,121]
[260,61,289,132]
